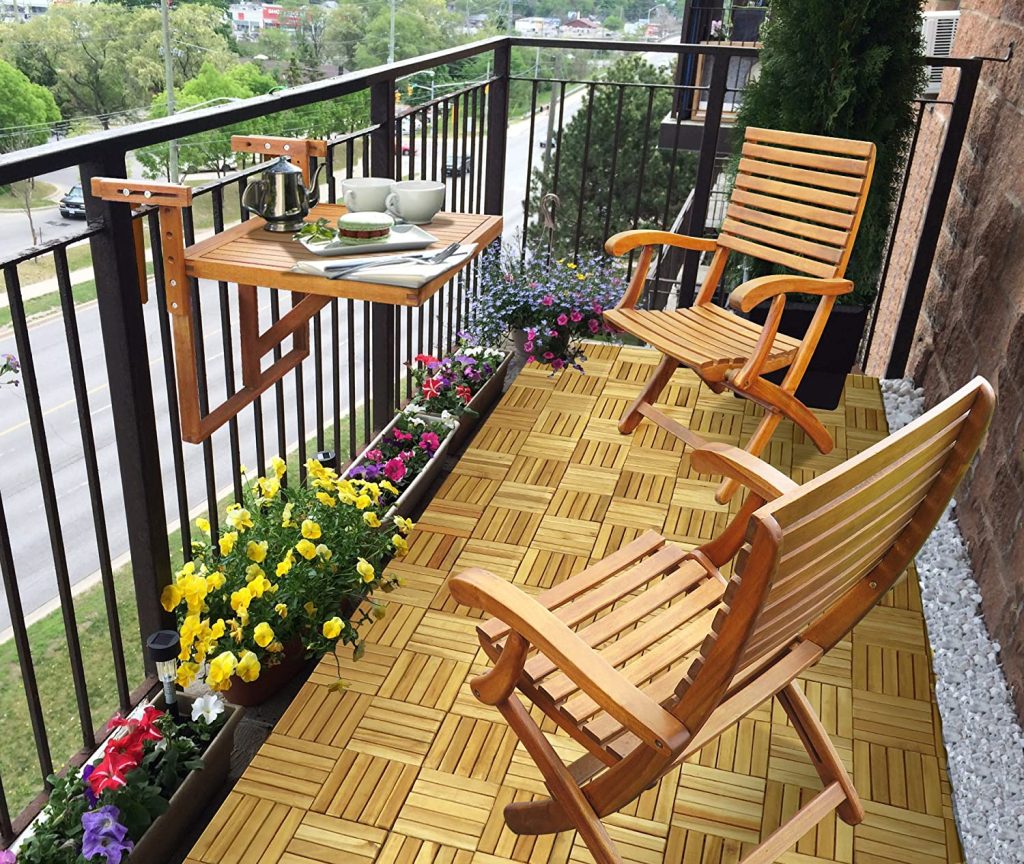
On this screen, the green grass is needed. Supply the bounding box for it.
[0,406,371,815]
[0,181,59,211]
[0,279,98,330]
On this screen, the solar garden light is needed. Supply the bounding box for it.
[314,450,337,471]
[146,630,181,719]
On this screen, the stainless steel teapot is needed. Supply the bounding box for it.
[241,157,325,232]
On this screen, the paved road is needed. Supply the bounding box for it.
[0,166,85,260]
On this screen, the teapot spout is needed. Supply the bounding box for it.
[307,164,326,208]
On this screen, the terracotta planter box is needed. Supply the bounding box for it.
[424,353,511,451]
[224,638,307,707]
[127,693,243,863]
[349,414,457,519]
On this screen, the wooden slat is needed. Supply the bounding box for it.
[721,216,844,265]
[746,126,876,158]
[740,141,871,176]
[734,173,862,212]
[730,188,856,230]
[737,157,866,193]
[726,203,852,246]
[717,232,838,278]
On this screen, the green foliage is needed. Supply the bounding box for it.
[733,0,926,304]
[530,55,697,258]
[0,59,60,153]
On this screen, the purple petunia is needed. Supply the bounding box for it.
[81,805,133,864]
[82,764,98,807]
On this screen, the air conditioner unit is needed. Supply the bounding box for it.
[922,11,959,97]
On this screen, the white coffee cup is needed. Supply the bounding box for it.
[385,180,446,224]
[342,177,393,212]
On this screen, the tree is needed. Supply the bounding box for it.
[0,5,162,127]
[530,56,697,258]
[324,3,369,71]
[733,0,925,303]
[0,60,61,243]
[138,61,277,179]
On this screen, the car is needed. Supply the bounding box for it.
[401,142,414,156]
[59,184,86,219]
[444,155,472,178]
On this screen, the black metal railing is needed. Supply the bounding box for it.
[0,35,982,843]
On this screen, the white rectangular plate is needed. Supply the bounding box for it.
[298,223,438,257]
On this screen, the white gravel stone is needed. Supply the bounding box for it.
[881,378,1024,863]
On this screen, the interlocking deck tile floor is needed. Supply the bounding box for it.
[187,344,964,864]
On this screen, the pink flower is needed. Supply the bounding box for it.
[392,429,414,442]
[592,302,603,313]
[523,341,534,352]
[419,431,440,452]
[588,318,600,333]
[399,450,414,461]
[551,358,565,370]
[543,351,555,360]
[526,355,536,363]
[526,328,536,339]
[556,313,568,326]
[383,458,407,482]
[570,310,583,322]
[365,449,383,462]
[541,295,554,307]
[549,329,559,337]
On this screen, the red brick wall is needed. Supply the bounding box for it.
[868,1,1024,716]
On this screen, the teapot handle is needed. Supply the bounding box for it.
[306,163,325,209]
[241,179,266,216]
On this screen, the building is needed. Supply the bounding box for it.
[513,16,559,36]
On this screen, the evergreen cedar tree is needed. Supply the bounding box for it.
[530,55,698,258]
[732,0,926,305]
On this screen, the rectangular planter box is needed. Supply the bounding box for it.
[349,414,457,519]
[128,693,243,863]
[424,352,511,452]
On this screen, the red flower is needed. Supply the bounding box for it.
[419,432,440,452]
[422,377,442,399]
[414,354,439,366]
[455,385,472,403]
[383,458,407,482]
[87,749,139,796]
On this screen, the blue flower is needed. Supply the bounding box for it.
[81,805,133,864]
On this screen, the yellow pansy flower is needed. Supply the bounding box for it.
[354,494,371,511]
[380,480,399,496]
[356,558,375,583]
[237,607,249,627]
[271,455,287,479]
[230,586,252,613]
[246,540,268,564]
[249,574,272,599]
[274,602,288,619]
[160,583,182,612]
[276,552,294,577]
[226,507,254,532]
[316,492,336,508]
[253,621,275,648]
[178,573,209,614]
[258,476,281,499]
[364,483,381,503]
[363,511,381,528]
[301,519,321,540]
[315,543,332,561]
[206,570,225,590]
[229,619,244,643]
[267,640,284,653]
[245,563,265,582]
[195,517,211,534]
[206,651,238,690]
[236,650,261,683]
[219,531,238,556]
[392,534,409,557]
[393,515,414,535]
[281,502,295,528]
[296,539,318,560]
[322,617,342,639]
[176,662,200,688]
[303,601,317,616]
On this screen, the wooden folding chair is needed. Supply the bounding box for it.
[449,377,993,864]
[603,127,876,503]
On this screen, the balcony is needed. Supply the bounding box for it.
[0,28,1019,864]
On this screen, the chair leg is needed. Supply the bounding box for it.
[776,681,863,825]
[619,356,678,434]
[497,695,623,864]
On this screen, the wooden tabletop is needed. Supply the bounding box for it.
[185,205,503,307]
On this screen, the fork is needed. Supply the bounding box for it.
[329,243,461,279]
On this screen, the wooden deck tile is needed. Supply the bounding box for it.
[190,346,965,864]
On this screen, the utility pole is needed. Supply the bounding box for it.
[388,0,396,64]
[543,52,561,167]
[160,0,178,182]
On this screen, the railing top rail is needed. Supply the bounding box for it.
[0,36,508,185]
[510,35,760,56]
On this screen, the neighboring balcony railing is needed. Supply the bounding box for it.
[0,34,982,844]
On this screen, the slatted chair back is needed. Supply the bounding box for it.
[718,127,876,280]
[677,378,994,724]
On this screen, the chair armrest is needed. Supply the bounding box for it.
[690,441,798,500]
[727,275,853,314]
[605,229,717,257]
[448,568,689,752]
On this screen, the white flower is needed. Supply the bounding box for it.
[439,410,458,430]
[191,693,226,725]
[404,402,425,415]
